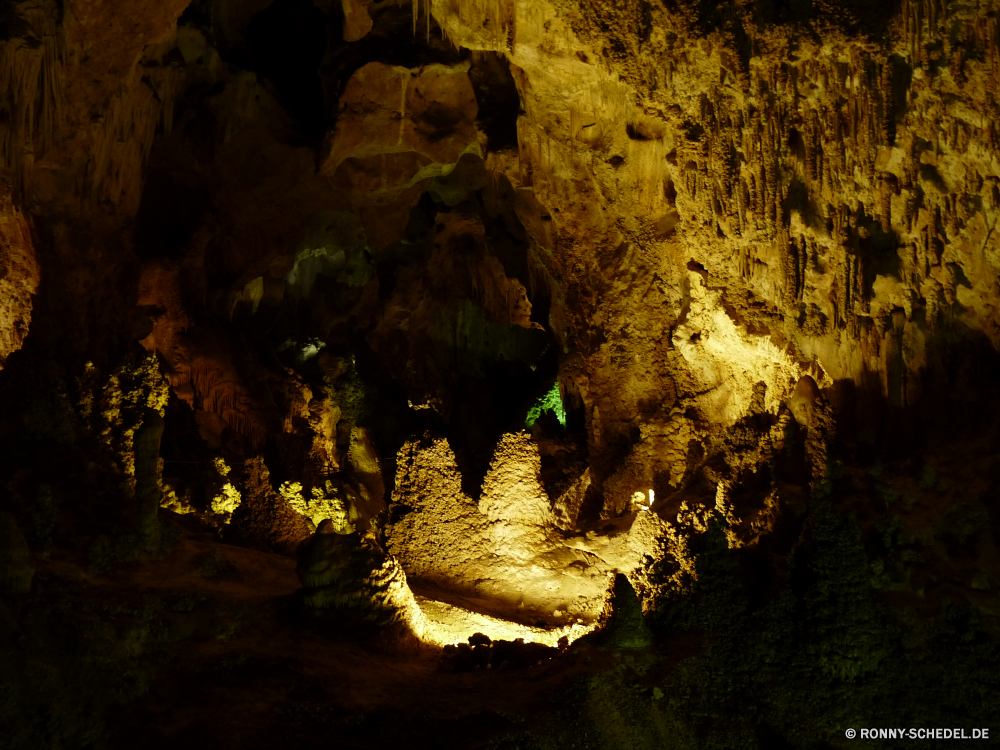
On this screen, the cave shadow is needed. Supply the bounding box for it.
[134,150,212,261]
[337,331,559,503]
[889,54,912,132]
[855,205,902,299]
[782,173,824,230]
[828,329,1000,465]
[468,52,520,153]
[448,338,560,499]
[246,0,330,144]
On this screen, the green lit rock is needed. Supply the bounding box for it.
[296,521,402,625]
[434,299,549,378]
[972,572,991,591]
[525,381,566,430]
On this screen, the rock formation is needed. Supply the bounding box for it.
[133,408,165,550]
[1,0,999,746]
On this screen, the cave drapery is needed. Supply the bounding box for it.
[1,0,1000,747]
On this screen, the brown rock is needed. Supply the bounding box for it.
[321,61,482,203]
[0,190,39,369]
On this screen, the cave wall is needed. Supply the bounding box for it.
[3,1,1000,746]
[0,0,999,613]
[424,0,1000,477]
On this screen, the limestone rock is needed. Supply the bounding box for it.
[788,375,821,428]
[226,457,312,555]
[133,408,164,550]
[386,432,490,584]
[297,520,425,635]
[0,191,39,369]
[479,432,551,530]
[552,467,591,531]
[348,426,386,517]
[321,61,482,204]
[340,0,374,41]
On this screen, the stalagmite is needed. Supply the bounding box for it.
[133,408,164,550]
[1,0,1000,742]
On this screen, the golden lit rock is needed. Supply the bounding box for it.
[0,190,39,369]
[321,61,483,198]
[3,0,1000,742]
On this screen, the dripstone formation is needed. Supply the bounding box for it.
[1,0,999,748]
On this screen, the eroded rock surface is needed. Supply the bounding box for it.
[0,190,38,369]
[1,0,1000,744]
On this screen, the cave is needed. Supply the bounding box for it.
[1,0,1000,747]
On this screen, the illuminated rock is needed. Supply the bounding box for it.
[226,457,312,555]
[340,0,375,41]
[0,191,39,369]
[479,431,552,556]
[297,520,426,636]
[788,375,821,428]
[321,61,482,211]
[387,431,682,637]
[2,1,1000,735]
[386,432,490,585]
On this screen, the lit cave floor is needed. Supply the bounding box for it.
[7,470,1000,750]
[10,530,621,750]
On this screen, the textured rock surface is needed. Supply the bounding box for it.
[0,190,39,369]
[226,457,313,555]
[388,430,667,627]
[133,409,165,549]
[1,0,1000,745]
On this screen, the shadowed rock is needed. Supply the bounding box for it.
[0,512,34,595]
[134,408,164,551]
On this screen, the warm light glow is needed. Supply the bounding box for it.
[210,458,241,518]
[673,272,831,423]
[282,480,358,532]
[412,595,600,648]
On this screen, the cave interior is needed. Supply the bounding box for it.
[1,0,1000,747]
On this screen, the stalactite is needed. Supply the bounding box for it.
[737,177,747,235]
[856,254,869,315]
[880,63,895,146]
[763,152,777,237]
[879,174,892,234]
[780,229,797,307]
[907,136,921,185]
[945,194,958,239]
[798,238,808,301]
[0,33,44,196]
[0,0,63,197]
[89,62,185,215]
[190,360,267,449]
[804,110,816,181]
